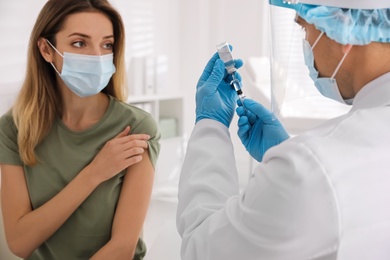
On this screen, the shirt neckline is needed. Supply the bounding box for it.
[56,95,115,136]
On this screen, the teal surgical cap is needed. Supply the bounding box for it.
[297,5,390,45]
[269,0,390,45]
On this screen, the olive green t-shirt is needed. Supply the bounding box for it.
[0,95,160,259]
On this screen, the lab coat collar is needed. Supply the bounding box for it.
[351,72,390,112]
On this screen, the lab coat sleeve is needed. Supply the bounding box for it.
[176,119,240,258]
[176,119,339,260]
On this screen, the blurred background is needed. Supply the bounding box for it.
[0,1,350,259]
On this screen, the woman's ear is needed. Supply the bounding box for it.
[37,38,54,63]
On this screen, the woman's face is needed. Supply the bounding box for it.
[52,11,114,72]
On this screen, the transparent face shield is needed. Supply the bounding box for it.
[269,3,311,118]
[268,1,350,121]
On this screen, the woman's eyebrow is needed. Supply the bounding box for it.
[68,32,91,38]
[67,32,114,39]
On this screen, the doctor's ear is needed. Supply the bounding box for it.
[37,38,54,63]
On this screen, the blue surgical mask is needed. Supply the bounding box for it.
[46,39,116,98]
[302,32,353,105]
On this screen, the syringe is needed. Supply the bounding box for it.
[230,74,246,104]
[216,42,246,104]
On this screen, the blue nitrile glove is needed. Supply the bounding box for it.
[236,98,289,162]
[195,51,243,128]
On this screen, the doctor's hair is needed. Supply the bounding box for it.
[12,0,126,166]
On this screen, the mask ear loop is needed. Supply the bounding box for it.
[310,31,351,80]
[311,31,325,50]
[45,39,63,75]
[45,39,63,58]
[331,46,352,79]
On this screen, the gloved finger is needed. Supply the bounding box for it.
[243,98,274,123]
[198,52,220,86]
[234,59,244,70]
[237,124,250,139]
[233,71,242,81]
[237,104,256,122]
[238,101,257,125]
[226,45,244,70]
[247,110,257,125]
[237,115,249,127]
[236,105,245,116]
[204,59,225,91]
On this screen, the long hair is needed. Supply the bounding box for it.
[13,0,127,166]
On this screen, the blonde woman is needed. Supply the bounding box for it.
[0,0,160,259]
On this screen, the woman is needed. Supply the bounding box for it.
[0,0,160,259]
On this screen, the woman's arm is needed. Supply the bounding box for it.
[1,128,149,258]
[91,150,154,259]
[1,164,99,258]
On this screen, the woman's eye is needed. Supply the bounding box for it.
[72,41,85,48]
[103,43,114,50]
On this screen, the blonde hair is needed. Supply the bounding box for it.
[13,0,127,166]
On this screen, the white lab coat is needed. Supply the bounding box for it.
[177,72,390,260]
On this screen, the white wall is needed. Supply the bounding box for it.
[0,1,47,115]
[0,2,47,83]
[110,0,181,96]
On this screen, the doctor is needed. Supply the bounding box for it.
[177,1,390,260]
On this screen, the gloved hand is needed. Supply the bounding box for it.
[236,98,289,162]
[196,51,243,128]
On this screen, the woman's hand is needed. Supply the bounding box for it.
[87,126,150,183]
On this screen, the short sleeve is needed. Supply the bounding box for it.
[0,111,23,166]
[131,114,161,168]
